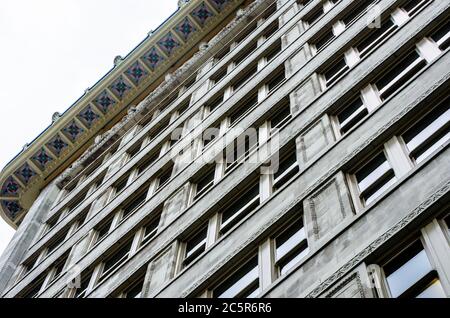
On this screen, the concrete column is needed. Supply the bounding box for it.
[0,182,60,294]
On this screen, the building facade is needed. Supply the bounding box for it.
[0,0,449,298]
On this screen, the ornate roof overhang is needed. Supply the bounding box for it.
[0,0,246,229]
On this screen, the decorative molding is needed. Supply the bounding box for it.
[306,179,450,298]
[323,272,365,298]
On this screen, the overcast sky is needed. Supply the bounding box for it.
[0,0,177,256]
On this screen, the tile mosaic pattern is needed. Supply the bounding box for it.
[191,2,215,26]
[158,32,181,56]
[78,105,100,128]
[109,76,132,100]
[93,90,117,113]
[14,163,37,185]
[175,17,197,41]
[47,134,69,156]
[32,148,53,170]
[1,177,20,197]
[125,61,149,85]
[63,120,84,142]
[1,200,22,218]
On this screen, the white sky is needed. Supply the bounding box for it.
[0,0,177,257]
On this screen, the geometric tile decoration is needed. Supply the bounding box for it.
[157,32,181,57]
[1,177,20,197]
[210,0,229,11]
[191,2,214,26]
[142,47,165,71]
[109,76,132,100]
[93,90,117,113]
[1,200,22,219]
[14,163,37,185]
[63,120,84,142]
[175,17,197,41]
[78,105,100,128]
[32,148,53,170]
[125,61,149,86]
[47,134,69,156]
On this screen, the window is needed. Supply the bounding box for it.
[127,143,141,158]
[157,165,173,189]
[313,28,335,53]
[49,253,69,283]
[265,39,282,62]
[270,100,292,131]
[141,216,160,246]
[304,4,324,26]
[233,42,258,66]
[375,50,426,100]
[94,217,114,246]
[430,20,450,51]
[211,67,227,85]
[182,226,208,267]
[383,240,445,298]
[229,95,258,125]
[123,278,145,298]
[353,151,397,205]
[137,151,159,175]
[121,191,147,220]
[444,214,450,234]
[46,231,68,255]
[159,93,178,113]
[336,96,368,134]
[225,131,258,171]
[402,98,450,164]
[341,0,376,27]
[21,274,46,298]
[113,176,129,195]
[267,67,285,92]
[203,124,220,148]
[220,183,260,234]
[402,0,431,17]
[231,64,257,91]
[215,46,230,61]
[206,94,224,113]
[73,272,93,298]
[274,218,309,276]
[322,57,349,87]
[99,240,133,282]
[194,167,215,200]
[213,256,260,298]
[234,21,257,44]
[356,18,398,58]
[273,149,299,192]
[262,20,279,40]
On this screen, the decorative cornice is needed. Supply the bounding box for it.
[0,0,245,228]
[57,0,269,184]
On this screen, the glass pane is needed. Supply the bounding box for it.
[357,18,396,57]
[416,279,446,298]
[276,221,306,261]
[185,227,208,261]
[280,247,309,276]
[337,97,368,133]
[376,51,426,100]
[355,153,392,193]
[386,246,433,298]
[214,257,259,298]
